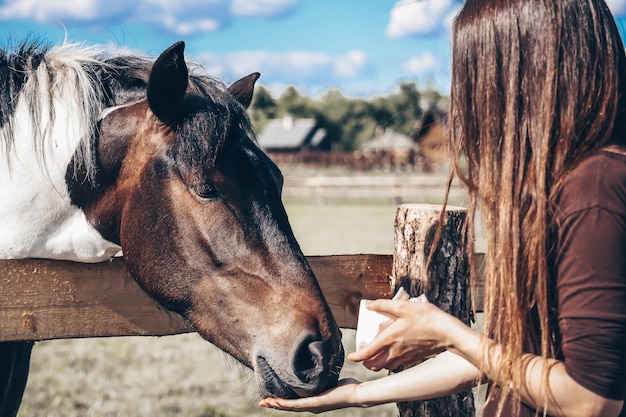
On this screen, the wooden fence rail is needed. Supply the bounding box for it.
[0,255,393,342]
[0,253,484,343]
[283,174,466,203]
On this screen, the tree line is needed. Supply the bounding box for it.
[249,82,448,152]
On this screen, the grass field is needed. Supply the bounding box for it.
[18,200,408,417]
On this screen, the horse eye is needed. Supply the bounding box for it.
[192,182,221,200]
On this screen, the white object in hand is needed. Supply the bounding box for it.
[355,288,428,350]
[355,299,392,350]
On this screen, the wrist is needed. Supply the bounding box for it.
[443,316,481,359]
[353,383,369,408]
[354,380,383,408]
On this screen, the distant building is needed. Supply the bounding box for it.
[361,127,416,152]
[360,127,417,171]
[257,116,329,152]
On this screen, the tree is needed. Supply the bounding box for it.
[276,86,315,118]
[394,82,423,134]
[250,85,278,133]
[248,81,447,152]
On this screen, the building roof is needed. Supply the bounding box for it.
[361,128,416,151]
[257,117,324,150]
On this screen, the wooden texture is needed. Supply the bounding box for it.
[0,255,392,342]
[309,254,393,328]
[283,175,466,204]
[0,258,192,342]
[392,204,475,417]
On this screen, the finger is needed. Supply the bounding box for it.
[258,397,310,411]
[361,343,396,368]
[361,350,392,371]
[366,299,407,317]
[347,341,384,362]
[347,349,368,362]
[377,318,394,333]
[349,322,397,363]
[258,398,279,408]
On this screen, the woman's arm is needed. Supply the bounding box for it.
[356,350,479,405]
[262,298,623,416]
[359,300,623,417]
[259,350,479,413]
[449,326,623,417]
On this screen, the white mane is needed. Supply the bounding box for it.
[0,43,122,261]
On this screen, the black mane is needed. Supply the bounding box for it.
[0,41,50,129]
[0,40,254,176]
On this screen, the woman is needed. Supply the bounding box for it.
[259,0,626,416]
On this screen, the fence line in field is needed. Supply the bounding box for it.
[282,174,466,204]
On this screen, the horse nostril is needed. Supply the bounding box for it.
[291,332,326,384]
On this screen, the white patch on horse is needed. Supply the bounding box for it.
[0,45,121,262]
[99,102,139,121]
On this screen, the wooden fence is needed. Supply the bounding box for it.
[0,253,484,342]
[0,255,392,341]
[282,174,465,204]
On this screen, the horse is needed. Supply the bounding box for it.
[0,40,344,416]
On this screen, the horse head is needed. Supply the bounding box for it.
[66,41,344,398]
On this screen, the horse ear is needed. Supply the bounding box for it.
[147,41,189,122]
[228,72,260,109]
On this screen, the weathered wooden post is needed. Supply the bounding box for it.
[392,203,475,417]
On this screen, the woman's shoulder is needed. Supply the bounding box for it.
[556,150,626,217]
[567,149,626,185]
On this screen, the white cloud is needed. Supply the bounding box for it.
[231,0,297,18]
[403,52,441,75]
[607,0,626,17]
[385,0,626,38]
[386,0,460,39]
[0,0,131,23]
[333,51,367,78]
[197,50,370,87]
[138,0,229,35]
[0,0,299,35]
[161,16,222,36]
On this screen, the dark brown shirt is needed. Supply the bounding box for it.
[483,150,626,416]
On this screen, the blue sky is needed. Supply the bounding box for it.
[2,0,626,98]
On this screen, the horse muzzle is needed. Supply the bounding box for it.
[254,329,345,399]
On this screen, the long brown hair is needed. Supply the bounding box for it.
[447,0,626,414]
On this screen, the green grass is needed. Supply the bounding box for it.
[284,200,399,256]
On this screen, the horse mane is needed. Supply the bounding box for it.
[0,40,252,181]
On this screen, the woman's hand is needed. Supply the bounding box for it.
[349,299,460,371]
[258,378,362,413]
[258,352,481,413]
[258,299,475,414]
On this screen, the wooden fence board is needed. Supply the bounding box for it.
[0,253,485,343]
[0,258,192,342]
[282,175,466,203]
[0,255,393,342]
[308,254,393,328]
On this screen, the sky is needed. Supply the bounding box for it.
[2,0,626,98]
